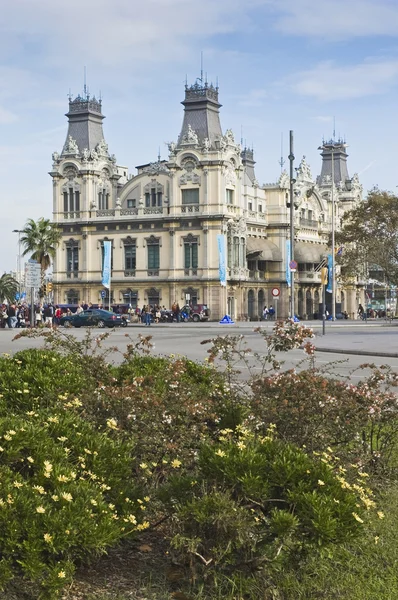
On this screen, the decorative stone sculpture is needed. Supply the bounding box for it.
[182,125,199,145]
[96,139,109,156]
[63,136,79,155]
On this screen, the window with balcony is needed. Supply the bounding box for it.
[182,189,199,204]
[127,199,136,208]
[63,188,80,213]
[66,246,79,276]
[184,236,198,271]
[124,243,136,271]
[147,237,160,274]
[145,187,162,207]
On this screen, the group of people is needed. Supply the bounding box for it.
[262,305,276,320]
[0,302,64,328]
[130,303,182,326]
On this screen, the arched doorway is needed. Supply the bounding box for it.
[314,290,320,319]
[305,289,313,318]
[298,289,304,318]
[258,289,265,319]
[248,289,255,320]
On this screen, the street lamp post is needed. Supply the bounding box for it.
[12,229,23,296]
[288,130,295,319]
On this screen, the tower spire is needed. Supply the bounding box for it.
[278,133,285,172]
[177,76,223,148]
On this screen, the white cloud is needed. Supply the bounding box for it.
[0,106,18,124]
[289,58,398,100]
[270,0,398,39]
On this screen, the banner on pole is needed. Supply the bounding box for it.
[102,241,112,289]
[217,234,227,287]
[286,240,291,287]
[326,254,333,294]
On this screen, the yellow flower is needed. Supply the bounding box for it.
[215,449,226,457]
[90,499,98,506]
[52,495,59,501]
[27,456,34,463]
[140,463,148,470]
[57,436,68,442]
[36,506,46,514]
[236,441,246,450]
[128,514,137,524]
[377,511,385,520]
[352,512,364,523]
[57,475,69,483]
[58,571,66,579]
[136,521,150,531]
[33,485,46,495]
[317,480,325,486]
[44,533,53,543]
[106,418,118,430]
[358,471,369,478]
[13,481,23,489]
[374,536,380,544]
[144,496,150,502]
[61,492,73,502]
[171,459,182,469]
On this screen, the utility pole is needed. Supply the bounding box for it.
[288,131,295,318]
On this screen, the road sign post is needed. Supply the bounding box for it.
[271,288,280,321]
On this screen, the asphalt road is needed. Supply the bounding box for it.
[1,320,398,382]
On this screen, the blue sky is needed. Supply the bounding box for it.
[2,0,398,273]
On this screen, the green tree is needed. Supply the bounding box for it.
[0,273,18,303]
[20,218,61,287]
[335,189,398,285]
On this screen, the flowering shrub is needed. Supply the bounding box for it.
[161,427,376,591]
[0,409,145,598]
[0,349,95,413]
[250,365,398,473]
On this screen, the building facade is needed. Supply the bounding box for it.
[50,81,364,320]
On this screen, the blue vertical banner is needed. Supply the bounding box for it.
[286,239,291,287]
[326,253,333,294]
[217,234,227,287]
[102,241,112,289]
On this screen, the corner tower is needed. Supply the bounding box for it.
[177,80,223,149]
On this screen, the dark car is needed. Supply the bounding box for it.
[182,304,211,322]
[60,309,124,328]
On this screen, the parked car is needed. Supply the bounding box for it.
[182,304,211,322]
[60,309,124,328]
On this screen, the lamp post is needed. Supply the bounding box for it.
[288,130,295,319]
[12,229,23,296]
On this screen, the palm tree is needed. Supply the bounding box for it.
[20,218,61,287]
[0,273,18,304]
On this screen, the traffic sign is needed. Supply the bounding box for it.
[289,260,298,271]
[25,260,41,288]
[101,290,106,298]
[272,287,280,297]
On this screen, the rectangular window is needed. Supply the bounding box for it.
[124,244,136,270]
[151,188,157,206]
[226,189,234,204]
[145,192,150,207]
[258,205,262,213]
[248,202,253,211]
[157,191,162,206]
[63,192,68,213]
[127,199,136,208]
[66,247,79,272]
[182,189,199,205]
[147,244,160,269]
[184,242,198,269]
[75,191,80,212]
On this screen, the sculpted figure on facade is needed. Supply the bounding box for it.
[96,139,109,156]
[224,129,235,144]
[90,148,98,161]
[202,137,211,152]
[82,148,90,161]
[63,135,79,155]
[167,141,177,156]
[182,125,199,146]
[278,170,289,190]
[228,216,247,235]
[52,151,60,163]
[296,156,312,181]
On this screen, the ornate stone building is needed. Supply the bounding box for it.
[50,81,364,320]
